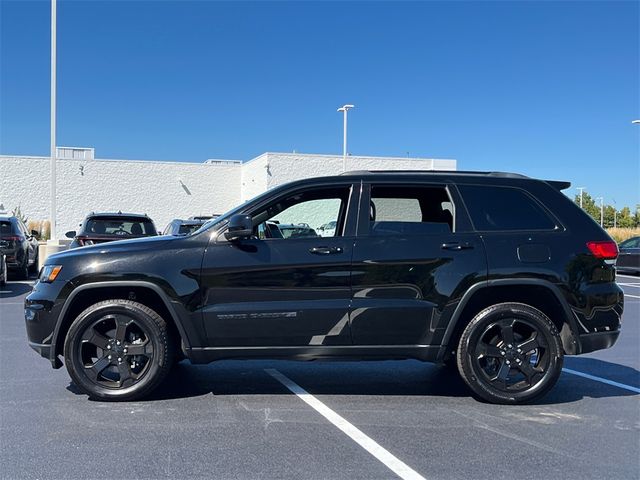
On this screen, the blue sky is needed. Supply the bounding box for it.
[1,0,638,208]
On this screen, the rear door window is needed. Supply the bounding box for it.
[369,185,454,235]
[458,185,557,231]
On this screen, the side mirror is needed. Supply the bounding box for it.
[31,230,39,237]
[225,214,253,241]
[65,231,76,238]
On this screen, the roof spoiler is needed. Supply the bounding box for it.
[546,180,571,191]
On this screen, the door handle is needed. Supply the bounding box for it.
[441,242,474,251]
[309,246,343,255]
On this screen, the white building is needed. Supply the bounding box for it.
[0,149,456,234]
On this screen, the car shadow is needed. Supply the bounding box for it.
[0,280,34,298]
[66,357,640,404]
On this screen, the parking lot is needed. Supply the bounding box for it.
[0,275,638,480]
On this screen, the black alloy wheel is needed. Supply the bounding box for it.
[64,299,174,401]
[457,302,563,404]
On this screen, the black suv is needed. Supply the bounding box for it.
[0,215,40,279]
[65,212,158,248]
[25,171,624,404]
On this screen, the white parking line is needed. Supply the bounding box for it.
[617,274,640,281]
[624,293,640,299]
[265,368,426,480]
[562,368,640,394]
[619,283,640,288]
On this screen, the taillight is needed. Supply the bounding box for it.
[3,235,23,242]
[586,241,618,259]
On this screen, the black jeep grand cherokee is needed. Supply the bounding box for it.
[25,171,624,404]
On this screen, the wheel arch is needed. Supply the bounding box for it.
[438,279,580,361]
[51,281,193,364]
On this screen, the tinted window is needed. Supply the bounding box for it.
[178,223,203,235]
[620,237,639,248]
[0,221,14,236]
[82,217,157,236]
[369,185,454,235]
[458,185,556,231]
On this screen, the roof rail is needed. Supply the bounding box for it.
[339,170,531,179]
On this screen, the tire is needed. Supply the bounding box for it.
[456,302,563,404]
[28,248,39,274]
[64,299,174,401]
[0,257,6,286]
[15,251,29,280]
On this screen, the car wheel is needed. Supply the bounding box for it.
[15,251,29,280]
[64,299,174,401]
[456,302,563,404]
[0,257,6,286]
[28,248,39,274]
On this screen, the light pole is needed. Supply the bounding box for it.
[612,198,617,228]
[596,197,604,227]
[576,187,585,208]
[50,0,57,240]
[337,104,354,172]
[632,120,640,124]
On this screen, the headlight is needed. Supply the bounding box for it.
[40,265,62,283]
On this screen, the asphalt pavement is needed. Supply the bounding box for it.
[1,275,638,480]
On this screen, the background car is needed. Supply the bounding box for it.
[189,214,221,221]
[617,236,640,274]
[66,212,158,248]
[0,215,39,279]
[0,254,7,286]
[163,219,205,236]
[317,220,337,237]
[277,223,318,238]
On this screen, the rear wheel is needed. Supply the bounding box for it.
[28,248,39,274]
[15,251,29,280]
[457,302,563,404]
[0,256,6,286]
[64,299,174,401]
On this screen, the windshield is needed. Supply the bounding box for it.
[82,217,157,236]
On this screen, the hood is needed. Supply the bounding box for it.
[49,235,177,262]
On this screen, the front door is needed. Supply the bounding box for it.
[201,183,359,347]
[350,183,487,346]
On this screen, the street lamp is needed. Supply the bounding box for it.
[50,0,57,240]
[632,120,640,124]
[337,104,354,172]
[596,197,604,227]
[576,187,585,209]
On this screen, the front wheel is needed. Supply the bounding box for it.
[457,302,563,404]
[64,299,174,401]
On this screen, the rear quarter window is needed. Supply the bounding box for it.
[458,185,557,231]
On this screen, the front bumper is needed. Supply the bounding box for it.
[24,279,70,369]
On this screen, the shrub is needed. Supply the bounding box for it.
[607,227,640,244]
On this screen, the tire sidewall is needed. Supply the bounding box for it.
[457,302,563,404]
[64,301,169,401]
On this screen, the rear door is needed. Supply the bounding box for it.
[350,182,487,346]
[200,182,359,347]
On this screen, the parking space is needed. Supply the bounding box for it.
[1,278,638,480]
